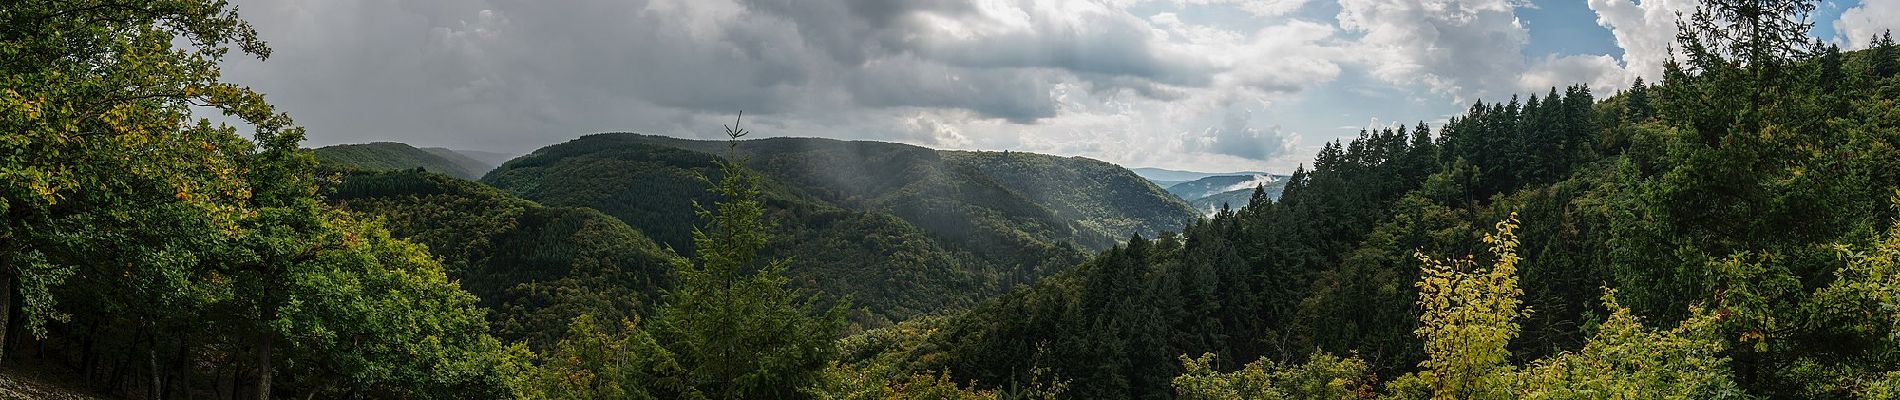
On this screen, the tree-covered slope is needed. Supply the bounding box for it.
[1130,167,1268,184]
[535,133,1200,251]
[419,147,502,178]
[323,168,673,348]
[478,134,1205,328]
[312,142,483,179]
[482,138,1054,328]
[942,151,1200,246]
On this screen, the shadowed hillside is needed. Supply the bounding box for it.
[313,142,484,179]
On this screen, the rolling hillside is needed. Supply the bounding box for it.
[540,134,1201,250]
[419,147,503,178]
[312,142,484,179]
[480,137,1059,327]
[323,167,674,348]
[480,133,1204,326]
[944,151,1200,245]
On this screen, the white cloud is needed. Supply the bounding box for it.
[1521,54,1630,92]
[1155,0,1311,17]
[1586,0,1694,82]
[1836,0,1900,50]
[1336,0,1530,102]
[1217,174,1282,193]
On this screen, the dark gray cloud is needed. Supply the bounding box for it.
[845,56,1060,123]
[222,0,1216,151]
[216,0,1367,171]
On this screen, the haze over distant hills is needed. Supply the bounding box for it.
[312,142,514,180]
[1162,173,1289,214]
[1130,167,1271,187]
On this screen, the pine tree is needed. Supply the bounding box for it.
[1874,30,1898,78]
[1678,0,1817,70]
[653,114,846,399]
[1676,0,1817,133]
[1626,77,1653,122]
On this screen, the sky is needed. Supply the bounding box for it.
[217,0,1898,173]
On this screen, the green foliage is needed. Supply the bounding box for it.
[1512,293,1744,399]
[1172,352,1372,400]
[813,366,999,400]
[266,210,527,398]
[1,2,526,398]
[1624,77,1653,122]
[1785,195,1900,398]
[1406,215,1524,399]
[520,314,682,400]
[325,168,673,349]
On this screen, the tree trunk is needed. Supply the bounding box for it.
[0,267,13,365]
[150,346,163,400]
[111,354,130,396]
[175,333,191,400]
[225,361,239,400]
[82,321,98,381]
[254,326,272,400]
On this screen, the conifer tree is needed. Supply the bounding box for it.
[1626,77,1653,122]
[1874,30,1898,78]
[653,114,846,399]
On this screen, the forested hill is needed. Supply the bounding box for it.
[312,142,487,179]
[418,147,503,178]
[473,136,1008,326]
[540,133,1201,250]
[320,167,673,349]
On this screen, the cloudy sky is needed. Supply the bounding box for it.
[219,0,1896,172]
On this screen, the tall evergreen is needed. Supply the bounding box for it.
[652,114,846,399]
[1626,77,1653,122]
[1874,30,1899,78]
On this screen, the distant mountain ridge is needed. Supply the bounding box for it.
[1131,167,1269,184]
[1164,174,1289,215]
[419,147,502,178]
[445,148,519,170]
[480,133,1203,326]
[1166,174,1282,200]
[313,142,484,179]
[546,134,1202,250]
[313,142,516,180]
